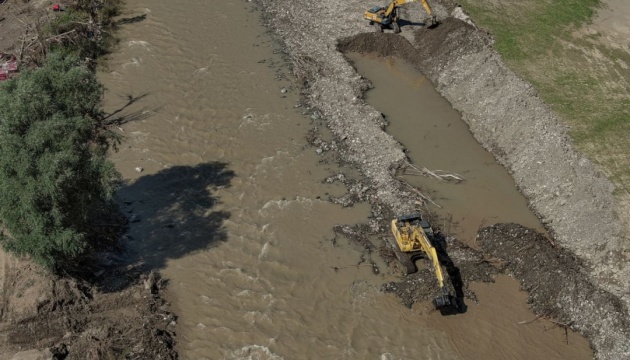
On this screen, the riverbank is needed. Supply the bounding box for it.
[0,1,177,358]
[458,0,630,239]
[255,0,629,358]
[0,248,177,359]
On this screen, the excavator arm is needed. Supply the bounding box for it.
[391,219,445,288]
[364,0,437,32]
[390,214,465,314]
[383,0,417,18]
[418,0,434,19]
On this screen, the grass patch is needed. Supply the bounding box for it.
[459,0,630,193]
[460,0,598,60]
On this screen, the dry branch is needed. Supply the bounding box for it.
[400,179,441,208]
[404,163,465,183]
[518,314,543,325]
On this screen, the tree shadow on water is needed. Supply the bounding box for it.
[107,162,235,289]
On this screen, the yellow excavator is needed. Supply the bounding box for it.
[364,0,437,33]
[389,213,466,314]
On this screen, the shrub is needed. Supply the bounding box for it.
[0,51,120,269]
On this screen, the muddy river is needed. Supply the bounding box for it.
[100,0,593,358]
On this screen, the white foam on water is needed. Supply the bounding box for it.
[258,241,271,260]
[237,289,253,297]
[342,345,357,358]
[223,344,284,360]
[219,267,258,283]
[127,40,151,49]
[239,111,271,129]
[258,196,323,217]
[249,151,294,179]
[200,295,220,305]
[243,310,272,325]
[122,57,143,68]
[349,280,380,309]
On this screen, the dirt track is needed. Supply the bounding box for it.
[254,0,630,358]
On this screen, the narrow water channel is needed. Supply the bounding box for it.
[99,0,592,359]
[346,53,544,243]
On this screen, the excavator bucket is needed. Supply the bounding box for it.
[427,15,439,28]
[434,294,451,310]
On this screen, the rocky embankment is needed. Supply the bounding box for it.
[254,0,630,358]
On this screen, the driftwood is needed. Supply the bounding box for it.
[14,3,107,66]
[403,163,465,183]
[517,313,573,344]
[400,179,441,208]
[395,162,465,209]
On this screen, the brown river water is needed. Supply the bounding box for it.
[100,0,593,358]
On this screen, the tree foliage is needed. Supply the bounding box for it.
[0,52,120,269]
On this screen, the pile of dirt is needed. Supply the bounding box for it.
[0,251,177,359]
[478,224,630,359]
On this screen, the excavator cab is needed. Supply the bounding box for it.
[389,213,466,315]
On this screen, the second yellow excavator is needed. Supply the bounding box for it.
[364,0,437,33]
[389,213,466,314]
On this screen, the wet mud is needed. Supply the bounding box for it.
[479,224,630,359]
[0,249,177,359]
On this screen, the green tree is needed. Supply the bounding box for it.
[0,52,120,269]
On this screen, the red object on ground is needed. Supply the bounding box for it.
[52,4,60,11]
[7,61,17,72]
[0,70,7,81]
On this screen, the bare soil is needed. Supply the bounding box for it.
[0,249,177,359]
[0,0,48,53]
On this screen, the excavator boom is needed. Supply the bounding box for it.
[384,0,417,18]
[363,0,436,33]
[390,218,445,288]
